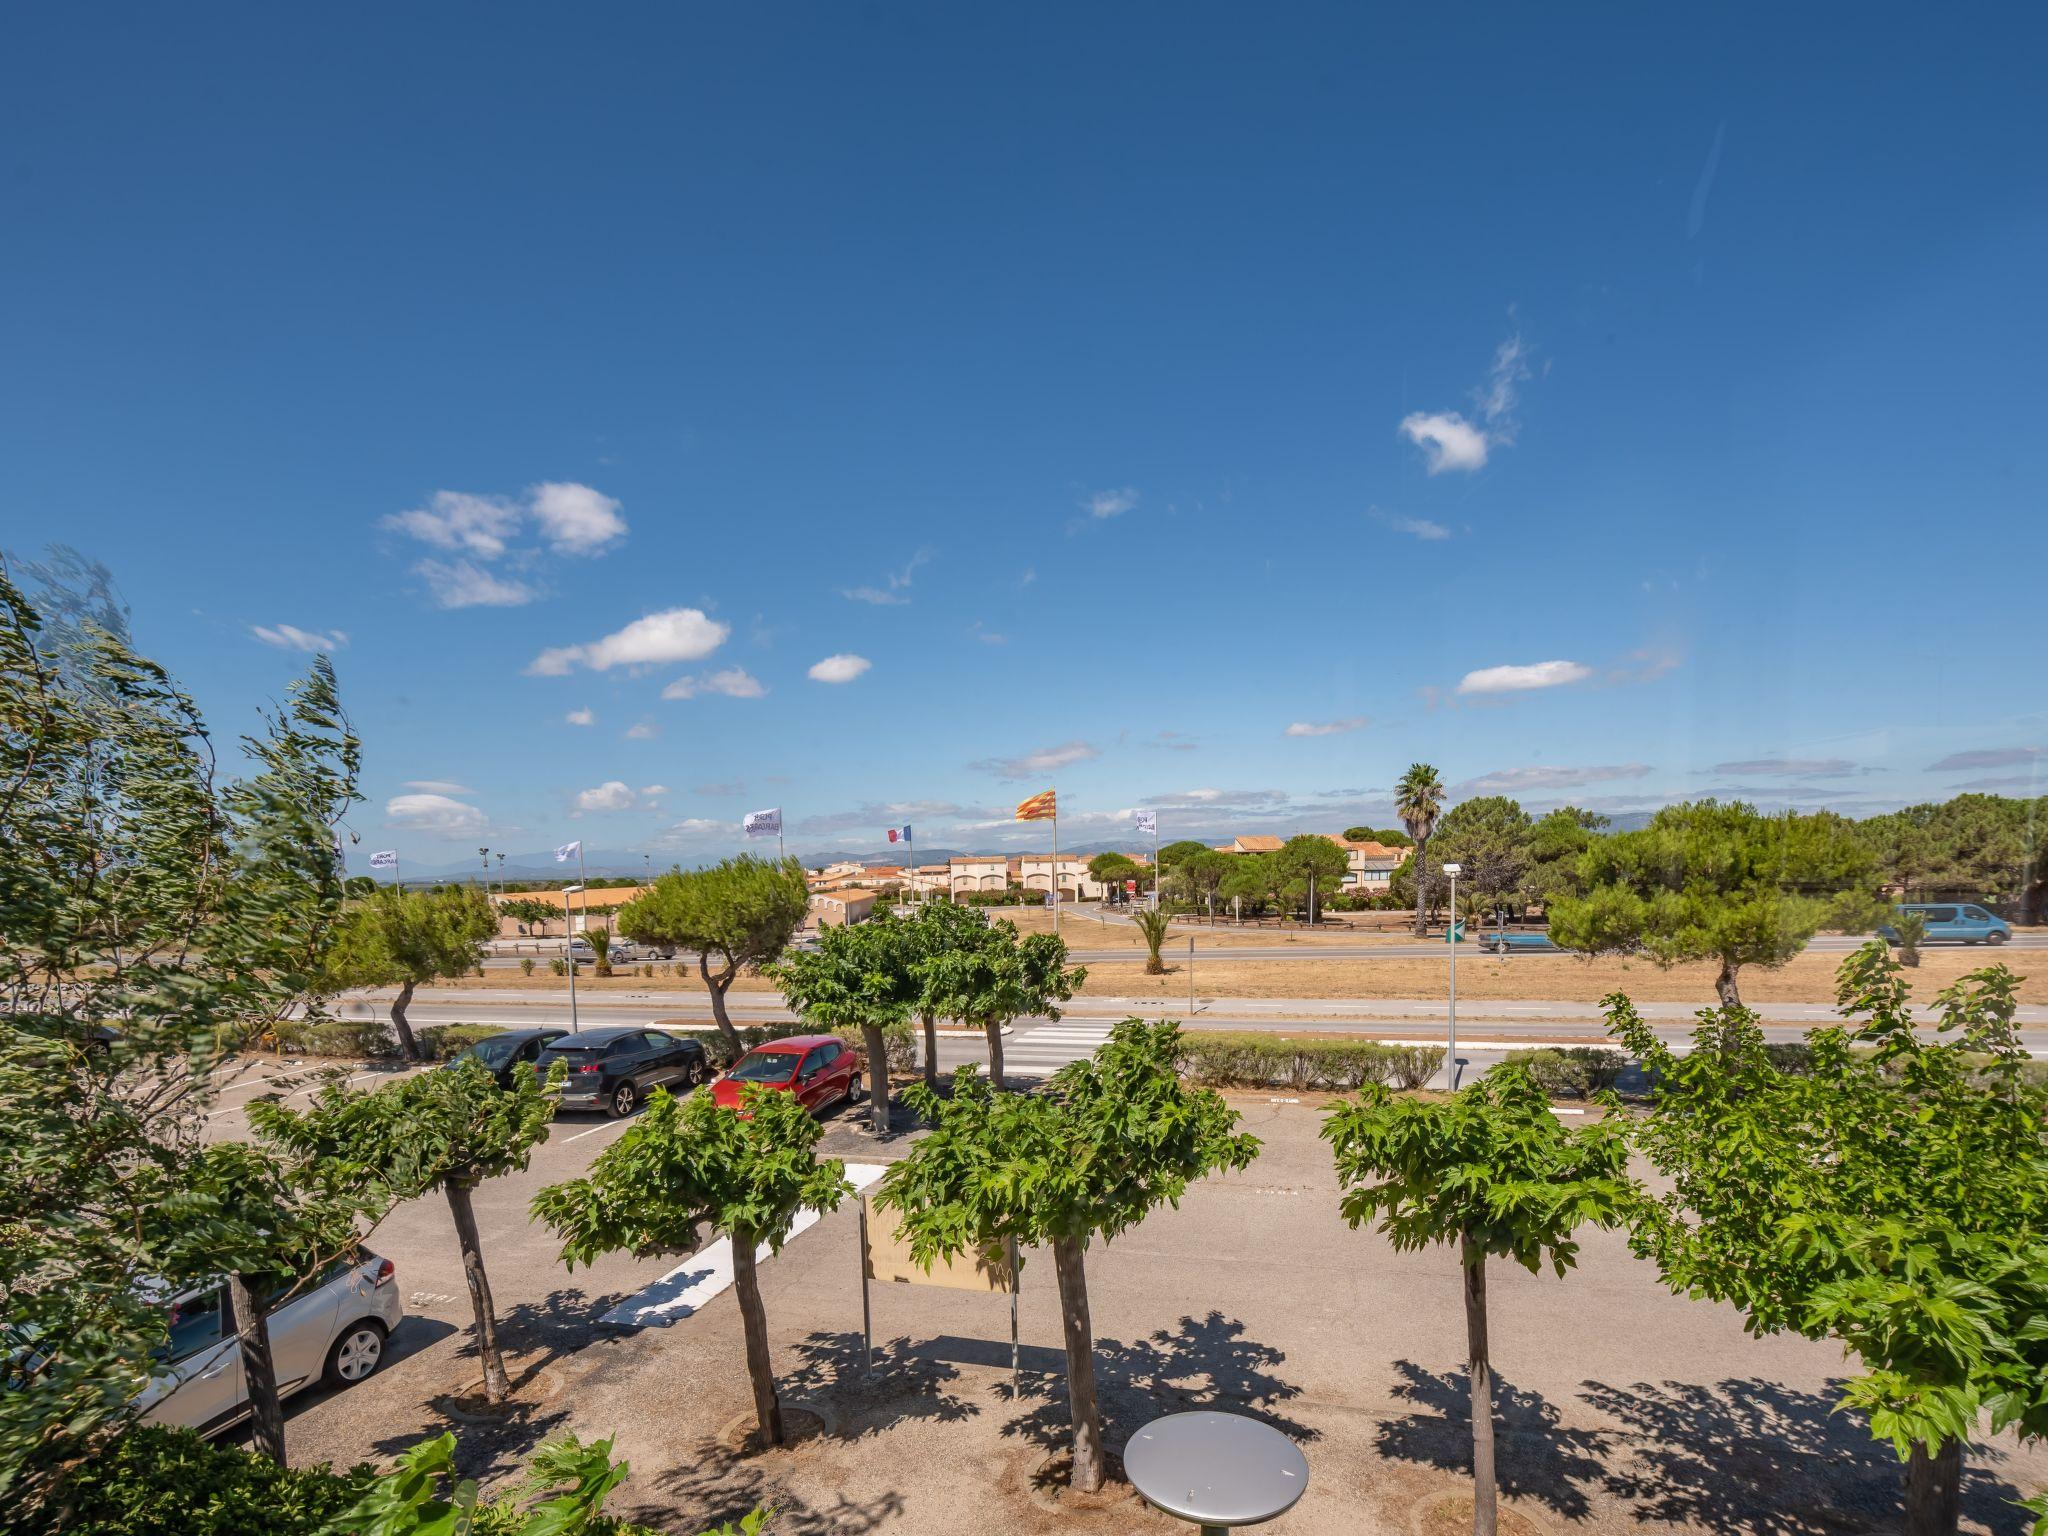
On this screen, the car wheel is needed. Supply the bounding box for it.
[688,1056,706,1086]
[323,1321,387,1389]
[1987,931,2009,945]
[609,1082,638,1118]
[848,1072,866,1103]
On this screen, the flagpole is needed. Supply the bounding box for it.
[577,844,588,935]
[1154,815,1161,911]
[1052,803,1060,937]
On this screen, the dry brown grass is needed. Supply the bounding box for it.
[1071,946,2048,1007]
[998,905,1425,949]
[423,966,780,995]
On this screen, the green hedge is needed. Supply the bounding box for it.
[1176,1032,1444,1092]
[829,1019,917,1074]
[32,1423,377,1536]
[1502,1047,1625,1099]
[413,1023,509,1060]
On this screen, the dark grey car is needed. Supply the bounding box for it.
[536,1027,708,1117]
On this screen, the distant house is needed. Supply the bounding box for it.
[810,888,879,927]
[906,863,951,896]
[1323,835,1407,892]
[491,885,649,937]
[1018,852,1086,898]
[949,854,1008,896]
[1216,835,1285,855]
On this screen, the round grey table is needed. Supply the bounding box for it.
[1124,1410,1309,1533]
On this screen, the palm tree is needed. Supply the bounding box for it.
[1132,907,1172,975]
[1396,763,1446,939]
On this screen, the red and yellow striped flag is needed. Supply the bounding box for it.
[1014,788,1057,822]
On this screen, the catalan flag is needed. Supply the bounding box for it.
[1014,788,1057,822]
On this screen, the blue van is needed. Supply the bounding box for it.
[1879,903,2012,946]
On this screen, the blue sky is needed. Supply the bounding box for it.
[4,4,2043,867]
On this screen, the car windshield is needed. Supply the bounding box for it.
[458,1038,520,1070]
[727,1050,799,1084]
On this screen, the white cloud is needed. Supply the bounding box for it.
[1367,508,1450,541]
[416,559,538,609]
[1456,660,1592,695]
[574,780,665,814]
[1398,411,1491,474]
[530,482,626,555]
[251,623,347,652]
[652,817,732,849]
[1084,488,1139,519]
[1711,757,1859,778]
[1454,763,1651,795]
[1926,746,2042,772]
[383,491,521,557]
[970,740,1100,779]
[662,667,766,700]
[808,653,871,684]
[1285,716,1370,737]
[1398,330,1532,474]
[565,707,595,726]
[842,548,932,606]
[529,608,730,675]
[624,722,659,740]
[403,779,471,794]
[384,792,488,837]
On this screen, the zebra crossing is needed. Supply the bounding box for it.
[997,1017,1120,1078]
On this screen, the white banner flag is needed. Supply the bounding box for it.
[743,807,782,838]
[1134,810,1157,836]
[554,840,583,864]
[368,849,398,870]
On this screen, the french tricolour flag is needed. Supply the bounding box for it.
[887,825,911,843]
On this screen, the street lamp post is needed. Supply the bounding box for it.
[1442,862,1461,1091]
[561,883,584,1035]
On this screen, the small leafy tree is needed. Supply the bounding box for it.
[913,918,1084,1088]
[1548,798,1880,1006]
[770,913,915,1133]
[500,897,556,936]
[1607,943,2048,1536]
[618,856,809,1057]
[1888,906,1929,967]
[1273,833,1347,920]
[321,886,497,1060]
[1218,852,1273,918]
[1396,762,1447,937]
[1087,851,1139,904]
[1131,905,1172,974]
[1322,1062,1633,1535]
[533,1087,850,1447]
[877,1021,1260,1491]
[254,1058,559,1403]
[587,924,613,977]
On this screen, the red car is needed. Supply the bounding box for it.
[709,1034,865,1117]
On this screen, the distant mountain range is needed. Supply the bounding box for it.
[352,838,1165,883]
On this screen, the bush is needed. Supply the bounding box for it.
[520,957,536,976]
[289,1018,397,1059]
[1176,1032,1445,1093]
[830,1019,916,1075]
[32,1423,377,1536]
[669,1022,813,1069]
[549,958,569,977]
[1502,1047,1624,1099]
[414,1023,508,1060]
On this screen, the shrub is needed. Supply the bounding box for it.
[414,1023,509,1060]
[1503,1047,1624,1100]
[550,958,569,977]
[1177,1032,1445,1093]
[32,1423,377,1536]
[642,963,655,978]
[521,957,536,976]
[665,1022,813,1069]
[288,1018,398,1060]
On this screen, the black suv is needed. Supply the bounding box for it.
[536,1027,708,1117]
[443,1028,568,1089]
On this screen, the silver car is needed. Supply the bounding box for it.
[137,1251,404,1436]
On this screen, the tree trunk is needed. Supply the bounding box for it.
[984,1018,1006,1090]
[444,1180,510,1402]
[920,1011,939,1091]
[1413,836,1432,938]
[1051,1233,1106,1493]
[731,1227,784,1447]
[225,1273,286,1464]
[699,953,743,1057]
[860,1022,891,1135]
[1903,1439,1962,1536]
[1462,1229,1497,1536]
[389,978,422,1061]
[1713,958,1743,1009]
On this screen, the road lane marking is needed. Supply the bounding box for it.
[599,1162,888,1329]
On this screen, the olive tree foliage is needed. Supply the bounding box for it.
[618,855,810,1056]
[1323,1063,1633,1536]
[255,1058,561,1405]
[770,911,916,1133]
[1548,799,1881,1007]
[533,1086,851,1448]
[877,1022,1260,1492]
[913,916,1085,1089]
[320,886,497,1061]
[1607,943,2048,1536]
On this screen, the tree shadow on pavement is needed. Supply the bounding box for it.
[1373,1359,1610,1520]
[489,1285,633,1375]
[1002,1309,1314,1460]
[636,1451,905,1535]
[780,1330,980,1438]
[1580,1376,2030,1535]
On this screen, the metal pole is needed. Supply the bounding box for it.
[563,886,580,1035]
[1051,808,1060,936]
[1154,816,1161,911]
[1007,1238,1021,1397]
[1189,935,1196,1014]
[1447,868,1458,1090]
[858,1203,874,1376]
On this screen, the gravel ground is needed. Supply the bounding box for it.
[271,1097,2048,1535]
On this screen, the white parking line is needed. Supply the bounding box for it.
[599,1162,889,1329]
[560,1115,636,1144]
